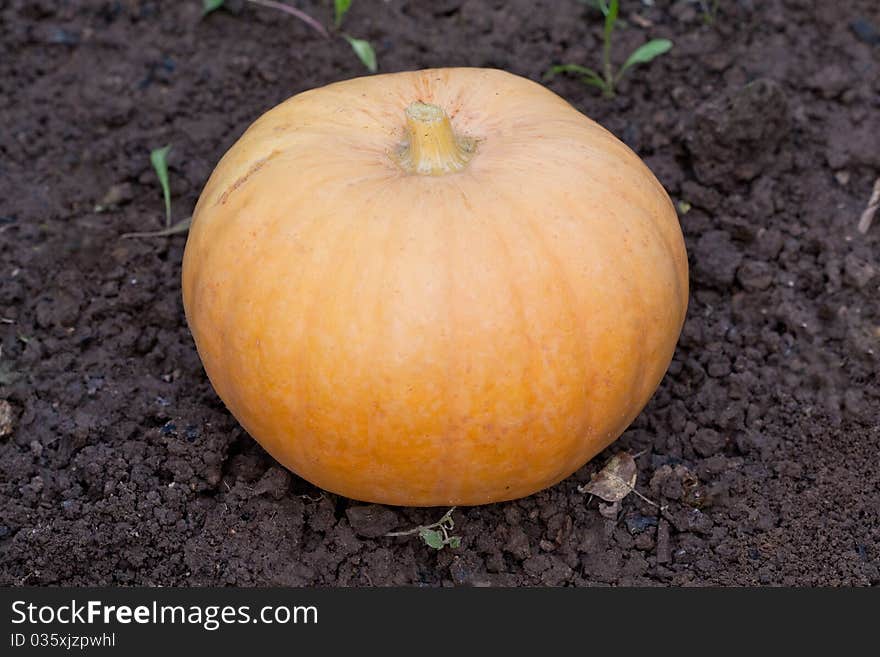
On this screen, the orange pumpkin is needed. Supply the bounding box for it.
[182,68,688,506]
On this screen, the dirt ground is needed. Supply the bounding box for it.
[1,0,878,586]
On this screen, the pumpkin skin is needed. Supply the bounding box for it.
[182,68,688,506]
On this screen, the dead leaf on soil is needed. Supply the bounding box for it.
[578,452,637,502]
[579,451,665,510]
[0,399,15,438]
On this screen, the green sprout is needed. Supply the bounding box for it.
[150,145,172,227]
[334,0,352,28]
[544,0,672,98]
[385,507,461,551]
[700,0,720,25]
[342,35,377,73]
[120,146,192,239]
[333,1,377,73]
[202,0,376,73]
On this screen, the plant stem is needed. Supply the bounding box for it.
[397,103,476,176]
[602,31,614,97]
[701,0,720,25]
[385,507,456,537]
[246,0,328,38]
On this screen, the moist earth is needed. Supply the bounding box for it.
[1,0,878,586]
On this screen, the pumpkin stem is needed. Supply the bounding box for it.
[397,102,476,176]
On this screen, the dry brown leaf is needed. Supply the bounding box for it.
[578,452,637,503]
[0,399,14,438]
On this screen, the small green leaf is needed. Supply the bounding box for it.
[582,74,609,90]
[202,0,225,15]
[544,64,602,81]
[334,0,352,28]
[343,35,377,73]
[543,64,606,91]
[543,64,597,80]
[618,38,673,80]
[419,528,445,550]
[447,536,461,549]
[150,145,173,227]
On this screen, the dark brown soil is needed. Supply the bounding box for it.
[1,0,878,586]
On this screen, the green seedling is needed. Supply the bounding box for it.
[385,507,461,550]
[544,0,672,98]
[333,1,378,73]
[120,146,192,239]
[334,0,352,28]
[203,0,376,72]
[700,0,720,25]
[151,145,172,227]
[342,35,377,73]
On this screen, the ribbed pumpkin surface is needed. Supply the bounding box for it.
[182,68,688,506]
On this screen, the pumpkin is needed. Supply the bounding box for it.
[182,68,688,507]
